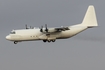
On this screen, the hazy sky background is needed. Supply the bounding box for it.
[0,0,105,70]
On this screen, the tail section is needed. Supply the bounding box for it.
[81,5,98,27]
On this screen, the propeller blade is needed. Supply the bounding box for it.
[45,24,47,28]
[40,26,43,32]
[30,26,32,29]
[45,24,48,32]
[25,24,28,29]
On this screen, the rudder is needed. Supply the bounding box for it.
[81,5,98,27]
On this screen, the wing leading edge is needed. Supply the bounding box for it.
[40,26,70,34]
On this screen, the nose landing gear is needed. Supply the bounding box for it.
[14,41,18,44]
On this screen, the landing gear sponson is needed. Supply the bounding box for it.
[13,40,55,44]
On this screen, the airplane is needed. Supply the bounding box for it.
[6,5,98,44]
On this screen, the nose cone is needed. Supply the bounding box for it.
[6,35,11,40]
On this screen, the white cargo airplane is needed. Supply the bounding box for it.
[6,5,98,44]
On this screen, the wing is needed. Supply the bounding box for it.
[39,26,70,40]
[40,26,70,34]
[54,27,70,32]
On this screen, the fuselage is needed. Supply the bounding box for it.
[6,24,88,42]
[5,5,98,44]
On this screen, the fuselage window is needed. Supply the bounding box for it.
[10,31,16,34]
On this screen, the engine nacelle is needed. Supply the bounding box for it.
[41,28,56,33]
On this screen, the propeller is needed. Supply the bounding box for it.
[45,24,48,32]
[25,24,28,29]
[40,26,43,32]
[25,24,34,29]
[30,26,34,29]
[40,24,48,32]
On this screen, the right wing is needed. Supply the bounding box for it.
[54,27,70,32]
[40,26,70,33]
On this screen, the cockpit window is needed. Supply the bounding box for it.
[10,31,16,34]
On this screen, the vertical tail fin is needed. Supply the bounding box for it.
[81,5,98,27]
